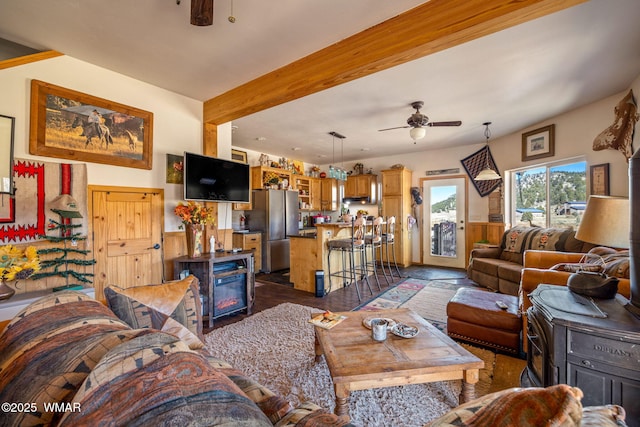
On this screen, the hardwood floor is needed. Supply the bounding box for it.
[206,266,468,333]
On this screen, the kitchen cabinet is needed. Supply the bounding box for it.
[310,178,321,210]
[232,232,262,272]
[232,200,252,211]
[345,174,377,203]
[251,166,293,190]
[382,169,406,195]
[320,178,339,211]
[295,176,321,211]
[381,167,412,267]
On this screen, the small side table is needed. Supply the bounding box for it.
[173,251,255,328]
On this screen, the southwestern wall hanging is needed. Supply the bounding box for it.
[592,89,639,162]
[0,158,87,244]
[461,146,502,197]
[29,80,153,169]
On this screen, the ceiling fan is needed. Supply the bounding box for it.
[379,101,462,143]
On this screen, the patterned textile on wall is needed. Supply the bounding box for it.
[461,146,502,197]
[0,159,87,244]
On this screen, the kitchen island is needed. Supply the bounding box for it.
[290,222,361,294]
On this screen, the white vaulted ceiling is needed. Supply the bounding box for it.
[1,0,639,163]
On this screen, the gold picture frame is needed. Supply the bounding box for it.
[231,149,248,163]
[29,80,153,169]
[522,124,555,162]
[590,163,610,196]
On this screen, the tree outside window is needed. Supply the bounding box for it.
[512,161,586,229]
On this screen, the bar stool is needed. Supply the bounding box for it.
[364,216,390,287]
[382,216,402,279]
[326,216,373,301]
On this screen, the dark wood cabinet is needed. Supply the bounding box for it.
[526,285,640,426]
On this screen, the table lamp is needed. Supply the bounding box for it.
[575,195,629,249]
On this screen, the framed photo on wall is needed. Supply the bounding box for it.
[29,80,153,169]
[590,163,610,196]
[522,124,555,162]
[231,149,247,163]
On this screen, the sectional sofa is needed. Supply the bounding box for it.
[0,278,352,427]
[467,226,595,296]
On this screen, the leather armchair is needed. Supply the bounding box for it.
[519,250,631,352]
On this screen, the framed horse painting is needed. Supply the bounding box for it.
[29,80,153,169]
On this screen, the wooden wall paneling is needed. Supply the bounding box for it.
[164,231,186,281]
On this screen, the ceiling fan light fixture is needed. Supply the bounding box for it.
[474,121,501,181]
[409,126,426,141]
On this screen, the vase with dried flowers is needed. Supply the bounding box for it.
[174,201,215,258]
[0,245,41,300]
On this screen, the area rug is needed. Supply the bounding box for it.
[356,278,526,396]
[357,278,475,332]
[205,302,479,427]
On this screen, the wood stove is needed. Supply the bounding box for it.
[523,285,640,427]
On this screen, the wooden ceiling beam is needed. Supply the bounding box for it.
[0,50,62,70]
[203,0,587,125]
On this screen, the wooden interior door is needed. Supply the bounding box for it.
[90,186,164,300]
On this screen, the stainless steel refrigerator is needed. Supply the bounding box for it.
[248,189,299,273]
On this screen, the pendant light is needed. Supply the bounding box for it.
[475,122,501,181]
[328,131,347,181]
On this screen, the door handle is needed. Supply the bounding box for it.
[146,243,161,250]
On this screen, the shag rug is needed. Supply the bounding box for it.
[205,302,493,427]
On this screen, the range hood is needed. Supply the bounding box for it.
[342,196,370,204]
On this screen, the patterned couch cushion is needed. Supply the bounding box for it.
[0,291,145,427]
[105,275,204,349]
[59,331,272,426]
[426,385,627,427]
[500,227,573,264]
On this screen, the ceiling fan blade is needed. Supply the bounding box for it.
[428,121,462,127]
[378,125,411,131]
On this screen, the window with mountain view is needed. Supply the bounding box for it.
[511,161,586,229]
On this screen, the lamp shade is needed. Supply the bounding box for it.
[575,196,630,249]
[475,167,501,181]
[409,127,426,141]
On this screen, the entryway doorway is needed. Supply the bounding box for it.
[89,185,164,300]
[421,176,467,269]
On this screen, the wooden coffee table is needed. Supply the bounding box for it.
[313,308,484,418]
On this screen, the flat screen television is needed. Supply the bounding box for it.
[183,151,250,203]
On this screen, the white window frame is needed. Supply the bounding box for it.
[504,156,587,228]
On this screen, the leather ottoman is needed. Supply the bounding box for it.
[446,287,522,355]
